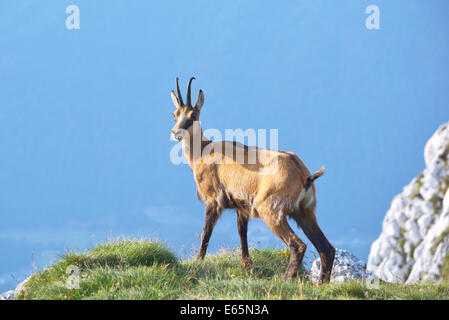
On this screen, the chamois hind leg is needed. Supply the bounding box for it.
[293,206,335,284]
[197,202,221,260]
[260,212,307,280]
[236,209,253,267]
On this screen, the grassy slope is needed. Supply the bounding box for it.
[17,239,449,300]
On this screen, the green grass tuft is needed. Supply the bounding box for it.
[16,239,449,300]
[442,254,449,283]
[431,227,449,254]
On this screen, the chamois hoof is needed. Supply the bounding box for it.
[284,267,299,280]
[318,271,332,285]
[240,257,253,267]
[284,261,302,280]
[196,252,206,261]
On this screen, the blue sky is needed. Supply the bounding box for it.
[1,1,449,292]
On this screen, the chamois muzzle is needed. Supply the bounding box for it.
[172,128,187,141]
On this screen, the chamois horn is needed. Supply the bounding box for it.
[176,77,184,106]
[186,77,196,107]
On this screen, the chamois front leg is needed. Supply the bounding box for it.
[197,202,220,260]
[236,209,253,267]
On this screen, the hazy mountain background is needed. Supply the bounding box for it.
[1,1,449,292]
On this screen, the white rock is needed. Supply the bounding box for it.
[368,120,449,283]
[406,213,449,283]
[424,122,449,167]
[14,276,31,297]
[384,220,400,238]
[408,204,423,221]
[0,290,15,300]
[417,214,433,238]
[0,276,31,301]
[405,220,421,246]
[443,189,449,215]
[310,248,373,283]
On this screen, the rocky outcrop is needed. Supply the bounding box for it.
[368,121,449,283]
[310,248,373,283]
[0,276,31,301]
[0,290,15,300]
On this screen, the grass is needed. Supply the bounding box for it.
[16,239,449,300]
[431,226,449,254]
[411,173,424,199]
[442,254,449,283]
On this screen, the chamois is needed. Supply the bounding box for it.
[170,77,335,283]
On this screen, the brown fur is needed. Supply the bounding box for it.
[170,77,335,283]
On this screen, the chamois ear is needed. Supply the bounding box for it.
[171,90,180,108]
[194,90,204,111]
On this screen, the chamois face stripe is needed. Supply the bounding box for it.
[179,117,194,130]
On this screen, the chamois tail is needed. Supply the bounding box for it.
[305,166,325,190]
